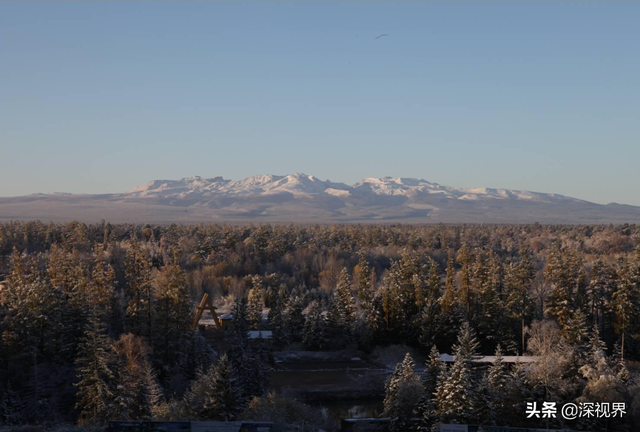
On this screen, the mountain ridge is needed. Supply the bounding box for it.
[1,173,638,224]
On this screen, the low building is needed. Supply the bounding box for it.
[439,354,539,364]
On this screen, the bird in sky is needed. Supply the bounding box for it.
[375,34,388,39]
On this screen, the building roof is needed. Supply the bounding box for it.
[248,330,272,339]
[439,354,539,363]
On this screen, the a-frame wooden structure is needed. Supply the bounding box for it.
[190,293,222,330]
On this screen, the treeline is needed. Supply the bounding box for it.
[0,221,639,429]
[383,321,639,431]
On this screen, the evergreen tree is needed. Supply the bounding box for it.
[487,345,507,424]
[610,259,640,360]
[90,245,116,325]
[423,345,442,399]
[247,276,264,329]
[284,294,305,341]
[355,253,374,306]
[111,334,163,420]
[75,311,114,426]
[227,296,251,370]
[505,245,535,353]
[328,268,356,338]
[436,322,479,424]
[267,286,288,348]
[545,245,575,328]
[238,341,270,400]
[124,239,154,339]
[456,244,474,320]
[0,383,23,426]
[302,301,327,350]
[382,252,427,339]
[384,353,423,432]
[588,259,615,333]
[153,254,193,369]
[185,354,244,421]
[561,308,589,349]
[440,252,457,314]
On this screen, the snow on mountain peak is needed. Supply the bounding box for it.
[125,174,585,204]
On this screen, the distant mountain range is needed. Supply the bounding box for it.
[1,174,639,224]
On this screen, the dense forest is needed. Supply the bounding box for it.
[0,221,639,431]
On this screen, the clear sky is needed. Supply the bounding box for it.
[1,1,639,205]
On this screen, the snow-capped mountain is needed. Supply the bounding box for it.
[126,174,351,198]
[124,173,584,204]
[1,174,638,224]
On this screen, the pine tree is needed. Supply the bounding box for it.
[382,252,427,339]
[90,245,116,324]
[267,286,288,348]
[487,345,507,424]
[355,253,374,306]
[588,259,614,333]
[202,354,244,421]
[545,244,574,328]
[75,311,114,426]
[384,353,423,432]
[182,331,215,381]
[227,296,251,370]
[328,268,356,338]
[505,245,535,353]
[124,239,154,339]
[423,345,442,399]
[0,383,24,426]
[561,308,589,348]
[302,300,326,350]
[436,322,479,424]
[111,334,163,420]
[456,244,473,320]
[153,254,193,368]
[284,294,305,341]
[440,252,457,314]
[47,244,91,359]
[610,259,640,360]
[247,276,264,329]
[418,294,442,349]
[238,341,269,400]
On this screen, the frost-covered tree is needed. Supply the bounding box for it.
[185,354,244,421]
[153,253,193,369]
[111,333,163,420]
[328,268,356,336]
[545,245,574,328]
[284,294,305,341]
[124,239,154,339]
[75,312,114,426]
[247,276,264,329]
[355,253,374,306]
[526,320,577,402]
[486,345,508,424]
[90,245,116,325]
[417,345,442,432]
[436,322,480,424]
[505,245,535,353]
[588,259,615,332]
[267,286,288,348]
[611,259,640,360]
[440,252,457,314]
[303,300,326,350]
[577,326,630,432]
[456,244,473,319]
[384,353,423,432]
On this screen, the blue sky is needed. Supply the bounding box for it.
[1,1,639,205]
